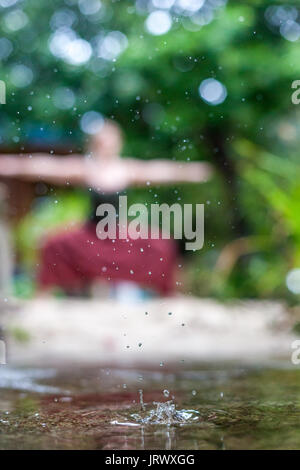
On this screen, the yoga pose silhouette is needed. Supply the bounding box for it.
[0,120,212,296]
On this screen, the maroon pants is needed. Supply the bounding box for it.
[38,223,178,295]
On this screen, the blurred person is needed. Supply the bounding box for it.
[0,120,212,297]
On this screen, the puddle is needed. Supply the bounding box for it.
[0,363,300,449]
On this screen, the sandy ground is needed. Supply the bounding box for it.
[0,296,296,367]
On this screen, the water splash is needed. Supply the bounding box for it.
[110,389,200,427]
[139,389,146,412]
[130,400,200,426]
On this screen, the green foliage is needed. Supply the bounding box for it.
[15,189,90,268]
[1,0,300,298]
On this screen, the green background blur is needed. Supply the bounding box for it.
[0,0,300,300]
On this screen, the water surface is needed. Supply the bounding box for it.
[0,363,300,450]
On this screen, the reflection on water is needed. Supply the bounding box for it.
[0,368,61,394]
[0,363,300,449]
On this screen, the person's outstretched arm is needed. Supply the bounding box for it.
[0,153,85,185]
[127,158,213,186]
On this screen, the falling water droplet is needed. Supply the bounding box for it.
[139,389,146,412]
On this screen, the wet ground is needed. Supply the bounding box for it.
[1,363,300,450]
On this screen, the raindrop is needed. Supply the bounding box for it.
[139,389,146,411]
